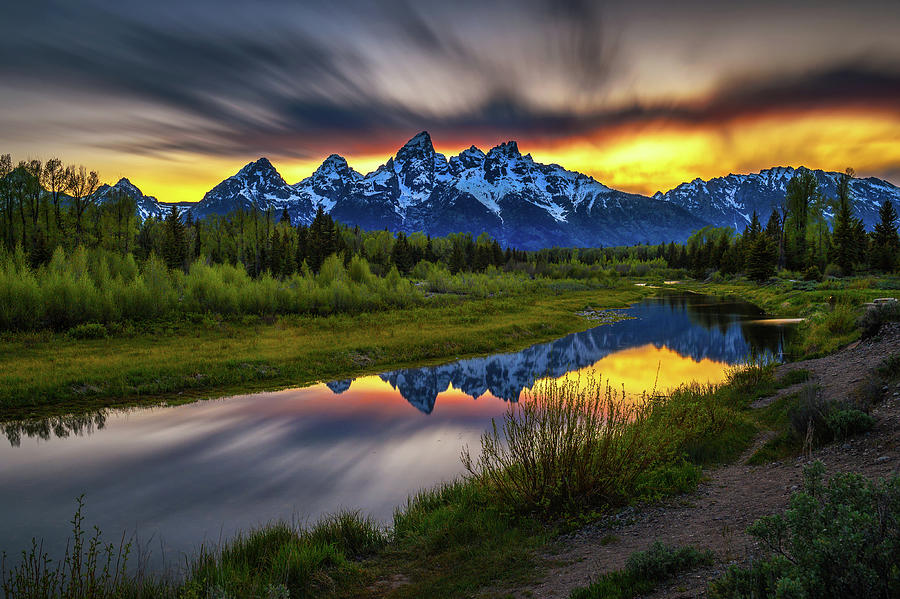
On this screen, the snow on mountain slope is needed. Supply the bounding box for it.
[92,178,169,220]
[192,158,316,224]
[654,166,900,231]
[86,134,900,250]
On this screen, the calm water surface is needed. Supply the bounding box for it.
[0,293,794,568]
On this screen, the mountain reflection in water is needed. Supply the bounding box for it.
[0,293,795,568]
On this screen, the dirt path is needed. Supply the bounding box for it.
[511,326,900,599]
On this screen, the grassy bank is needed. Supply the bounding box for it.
[6,335,898,598]
[5,276,900,598]
[688,276,900,358]
[0,286,651,420]
[2,364,788,599]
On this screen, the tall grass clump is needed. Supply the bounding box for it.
[183,511,385,599]
[462,377,667,515]
[798,299,861,357]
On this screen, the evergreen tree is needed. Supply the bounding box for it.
[449,241,466,274]
[746,234,777,282]
[831,169,861,274]
[871,200,900,271]
[163,205,187,271]
[746,211,762,240]
[279,207,291,225]
[390,231,414,273]
[765,209,781,243]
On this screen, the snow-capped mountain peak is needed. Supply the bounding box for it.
[192,157,315,223]
[654,166,900,231]
[92,134,897,250]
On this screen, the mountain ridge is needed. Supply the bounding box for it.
[91,133,900,249]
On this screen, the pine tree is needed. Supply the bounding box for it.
[163,205,187,271]
[831,169,861,275]
[765,209,781,243]
[391,232,413,273]
[746,211,762,240]
[871,200,899,271]
[746,234,777,282]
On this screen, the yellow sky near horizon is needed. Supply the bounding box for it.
[17,107,900,204]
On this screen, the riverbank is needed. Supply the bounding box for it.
[515,321,900,599]
[3,277,899,598]
[0,285,652,420]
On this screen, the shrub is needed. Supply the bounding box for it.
[858,301,900,339]
[803,265,822,281]
[787,384,873,447]
[709,462,900,599]
[825,408,875,440]
[824,263,843,278]
[66,323,108,340]
[570,542,714,599]
[462,376,663,516]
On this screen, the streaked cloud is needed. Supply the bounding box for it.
[1,0,898,201]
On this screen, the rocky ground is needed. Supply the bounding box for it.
[511,325,900,599]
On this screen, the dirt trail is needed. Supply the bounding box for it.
[511,326,900,599]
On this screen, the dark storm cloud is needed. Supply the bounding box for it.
[1,0,898,160]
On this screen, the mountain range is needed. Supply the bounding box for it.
[94,132,900,250]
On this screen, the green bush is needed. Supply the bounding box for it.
[825,408,875,440]
[462,377,665,516]
[858,301,900,339]
[709,462,900,599]
[66,323,108,340]
[787,384,873,446]
[570,542,714,599]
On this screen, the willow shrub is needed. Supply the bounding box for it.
[710,462,900,599]
[462,377,671,515]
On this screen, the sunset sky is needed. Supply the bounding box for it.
[2,0,899,203]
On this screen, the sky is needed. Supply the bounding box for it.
[2,0,899,203]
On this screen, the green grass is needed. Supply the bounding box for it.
[0,286,651,420]
[569,543,714,599]
[685,278,900,359]
[6,277,897,598]
[748,382,875,464]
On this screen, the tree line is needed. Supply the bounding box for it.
[1,155,898,284]
[525,169,899,282]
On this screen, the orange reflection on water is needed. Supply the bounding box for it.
[533,344,730,400]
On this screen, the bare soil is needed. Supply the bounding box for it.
[510,325,900,599]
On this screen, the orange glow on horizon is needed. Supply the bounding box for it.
[55,107,900,204]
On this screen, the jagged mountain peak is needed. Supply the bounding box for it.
[655,165,900,232]
[114,177,137,188]
[486,140,521,159]
[449,146,486,174]
[311,154,359,180]
[237,157,281,178]
[399,131,434,152]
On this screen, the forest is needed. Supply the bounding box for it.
[1,156,899,333]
